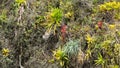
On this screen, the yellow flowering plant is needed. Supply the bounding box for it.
[108,24,116,30]
[99,1,120,11]
[43,8,63,34]
[65,12,73,18]
[51,48,68,67]
[85,34,95,44]
[2,48,10,57]
[98,1,120,20]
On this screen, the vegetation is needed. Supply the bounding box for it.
[0,0,120,68]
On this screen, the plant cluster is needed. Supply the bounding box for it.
[44,8,63,33]
[99,1,120,11]
[0,0,120,68]
[98,1,120,20]
[51,40,80,67]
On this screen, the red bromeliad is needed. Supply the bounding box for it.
[61,24,67,42]
[97,21,103,29]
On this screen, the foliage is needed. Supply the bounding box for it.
[0,0,120,68]
[2,48,10,57]
[95,53,106,67]
[85,34,95,44]
[15,0,26,6]
[51,40,80,67]
[99,1,120,11]
[44,8,63,33]
[114,44,120,57]
[52,48,68,67]
[63,40,80,57]
[98,1,120,20]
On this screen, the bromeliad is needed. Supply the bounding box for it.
[61,24,67,42]
[97,21,103,29]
